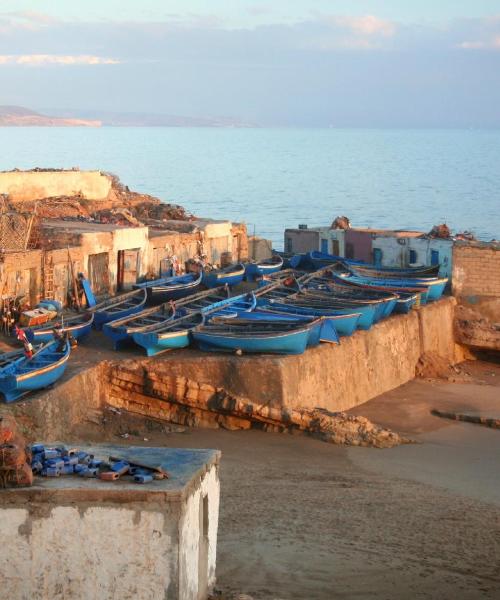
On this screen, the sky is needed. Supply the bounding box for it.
[0,1,499,126]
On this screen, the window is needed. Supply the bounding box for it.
[373,248,382,266]
[286,237,293,253]
[409,249,417,264]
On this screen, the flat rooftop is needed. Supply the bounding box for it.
[41,219,147,233]
[0,445,220,504]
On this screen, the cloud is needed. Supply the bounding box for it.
[454,15,500,50]
[458,35,500,50]
[302,14,397,51]
[329,15,396,37]
[0,54,120,66]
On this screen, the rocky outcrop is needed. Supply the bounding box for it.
[106,361,410,448]
[0,106,100,127]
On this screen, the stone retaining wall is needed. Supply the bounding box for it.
[106,297,459,424]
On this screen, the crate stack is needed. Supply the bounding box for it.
[0,415,33,488]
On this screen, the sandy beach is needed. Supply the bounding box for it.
[71,359,500,599]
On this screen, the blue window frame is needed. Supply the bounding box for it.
[431,250,439,265]
[320,238,329,253]
[409,249,417,264]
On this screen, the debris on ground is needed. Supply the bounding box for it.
[30,443,168,483]
[415,352,472,381]
[431,409,500,429]
[0,414,33,488]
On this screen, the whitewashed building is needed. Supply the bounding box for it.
[0,445,221,600]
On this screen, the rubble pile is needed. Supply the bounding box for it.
[428,223,451,239]
[0,414,33,488]
[91,207,143,227]
[330,215,351,230]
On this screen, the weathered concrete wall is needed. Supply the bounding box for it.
[179,465,220,600]
[0,361,107,441]
[248,236,273,261]
[0,170,112,202]
[284,229,320,254]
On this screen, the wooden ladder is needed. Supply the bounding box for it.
[42,253,55,300]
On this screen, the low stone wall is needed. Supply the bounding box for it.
[0,170,112,202]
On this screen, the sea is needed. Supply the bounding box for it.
[1,127,499,248]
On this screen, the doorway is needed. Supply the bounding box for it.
[117,249,140,291]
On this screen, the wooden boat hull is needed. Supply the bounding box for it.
[132,314,204,356]
[262,298,375,330]
[134,272,203,305]
[245,256,284,281]
[306,251,440,277]
[132,328,191,356]
[0,340,71,403]
[346,274,447,302]
[25,313,94,344]
[217,311,339,345]
[193,326,311,355]
[256,304,361,336]
[201,264,245,289]
[91,289,147,330]
[330,272,431,304]
[103,309,175,350]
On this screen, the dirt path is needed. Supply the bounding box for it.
[69,359,500,599]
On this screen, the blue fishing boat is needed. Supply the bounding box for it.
[0,339,71,403]
[177,288,257,315]
[133,271,203,305]
[306,251,440,277]
[213,311,339,345]
[255,284,378,329]
[192,320,314,355]
[25,312,94,344]
[330,272,431,304]
[103,303,175,350]
[349,263,440,278]
[0,347,38,372]
[394,292,419,313]
[245,255,284,281]
[336,271,447,302]
[260,300,364,335]
[132,312,204,356]
[89,288,147,330]
[201,263,245,288]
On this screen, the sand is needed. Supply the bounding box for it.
[72,359,500,600]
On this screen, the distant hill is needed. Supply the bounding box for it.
[44,108,255,128]
[0,106,101,127]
